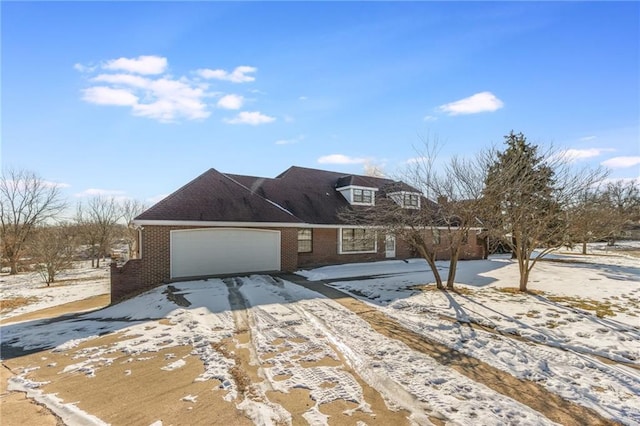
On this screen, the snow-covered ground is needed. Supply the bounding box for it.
[0,261,110,321]
[1,243,639,425]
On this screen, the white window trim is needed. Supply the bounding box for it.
[336,185,379,206]
[338,227,378,254]
[298,228,313,253]
[388,191,421,209]
[137,227,143,259]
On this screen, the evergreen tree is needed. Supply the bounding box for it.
[483,131,560,291]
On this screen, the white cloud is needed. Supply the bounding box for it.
[82,86,139,106]
[299,96,308,101]
[217,94,244,110]
[439,91,504,115]
[224,111,275,125]
[82,70,210,122]
[579,135,597,142]
[317,154,368,165]
[603,176,640,185]
[75,188,127,197]
[92,73,150,88]
[79,57,271,123]
[103,55,167,75]
[197,66,257,83]
[275,135,305,145]
[423,115,438,122]
[601,156,640,169]
[556,148,614,163]
[74,63,96,73]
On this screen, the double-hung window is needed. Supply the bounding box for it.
[340,228,376,253]
[353,188,373,204]
[298,229,312,253]
[403,193,420,208]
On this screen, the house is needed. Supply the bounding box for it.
[111,166,485,300]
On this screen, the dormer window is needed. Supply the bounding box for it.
[336,185,378,206]
[388,191,421,209]
[353,188,373,204]
[403,193,420,208]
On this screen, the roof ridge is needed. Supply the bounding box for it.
[222,173,300,220]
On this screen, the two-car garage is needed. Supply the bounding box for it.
[170,228,281,279]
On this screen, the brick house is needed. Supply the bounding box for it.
[111,166,485,301]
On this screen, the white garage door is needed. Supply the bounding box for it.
[170,228,281,279]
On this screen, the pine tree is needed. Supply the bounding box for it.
[483,131,560,291]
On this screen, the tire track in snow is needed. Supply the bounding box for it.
[280,273,619,426]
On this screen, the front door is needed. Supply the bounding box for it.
[385,234,396,258]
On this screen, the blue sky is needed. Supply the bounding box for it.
[2,1,639,205]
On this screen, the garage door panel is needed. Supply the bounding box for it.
[171,228,281,279]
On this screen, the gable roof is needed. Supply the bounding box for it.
[135,165,431,225]
[135,168,302,223]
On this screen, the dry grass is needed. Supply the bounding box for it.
[494,287,545,296]
[408,284,474,295]
[0,296,38,312]
[546,296,615,318]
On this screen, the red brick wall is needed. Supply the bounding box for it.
[111,225,299,301]
[111,225,485,301]
[297,227,485,269]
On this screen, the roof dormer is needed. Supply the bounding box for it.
[387,191,422,209]
[336,175,379,206]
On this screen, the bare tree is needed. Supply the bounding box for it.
[403,142,488,290]
[482,131,608,291]
[340,137,491,291]
[566,186,610,254]
[28,223,77,285]
[120,199,146,259]
[341,193,446,288]
[0,168,67,274]
[601,180,640,245]
[76,197,122,268]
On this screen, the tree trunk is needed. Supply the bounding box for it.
[426,254,443,289]
[9,258,18,275]
[515,246,529,292]
[582,241,587,255]
[446,258,457,290]
[446,246,460,290]
[417,245,443,289]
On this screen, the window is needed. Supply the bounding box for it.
[388,191,420,209]
[403,193,420,208]
[432,228,441,245]
[353,188,373,204]
[341,228,376,253]
[298,229,312,253]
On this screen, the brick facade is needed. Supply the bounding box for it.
[111,225,485,302]
[110,225,299,302]
[297,227,485,269]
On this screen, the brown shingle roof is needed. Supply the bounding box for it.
[136,166,433,225]
[135,169,302,223]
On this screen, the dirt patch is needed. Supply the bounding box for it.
[0,294,110,326]
[3,331,252,426]
[0,363,62,426]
